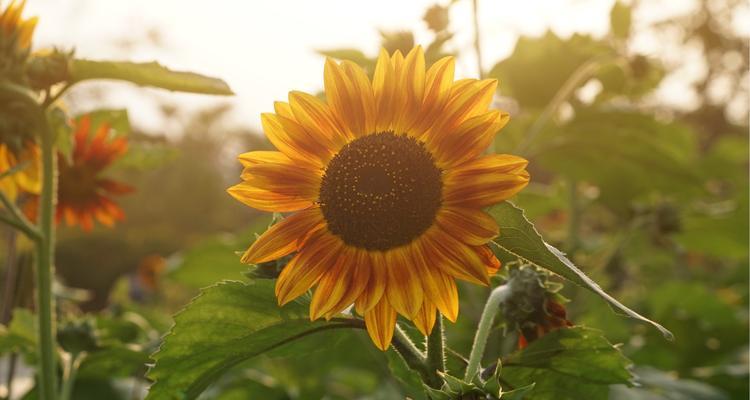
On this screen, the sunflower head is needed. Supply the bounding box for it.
[0,0,37,80]
[25,115,133,230]
[229,46,529,350]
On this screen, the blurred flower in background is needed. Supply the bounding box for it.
[25,114,133,230]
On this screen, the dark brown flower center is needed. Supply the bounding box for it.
[319,131,442,251]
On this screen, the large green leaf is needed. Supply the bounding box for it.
[70,59,233,95]
[488,201,673,340]
[502,327,632,400]
[145,280,362,400]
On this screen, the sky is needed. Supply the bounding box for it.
[22,0,748,134]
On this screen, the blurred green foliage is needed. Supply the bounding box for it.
[1,0,747,398]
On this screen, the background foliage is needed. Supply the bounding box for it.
[1,0,747,399]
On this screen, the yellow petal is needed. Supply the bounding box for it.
[435,206,499,246]
[364,296,397,351]
[412,300,437,336]
[275,229,343,305]
[373,48,396,132]
[289,91,352,150]
[422,227,490,285]
[310,247,369,320]
[411,240,460,322]
[355,251,387,314]
[261,113,331,167]
[385,245,424,318]
[240,207,325,264]
[443,154,530,208]
[429,110,509,169]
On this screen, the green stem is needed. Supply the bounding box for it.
[391,325,438,386]
[0,185,41,241]
[59,353,81,400]
[35,113,57,400]
[464,284,512,381]
[425,312,445,382]
[566,178,581,253]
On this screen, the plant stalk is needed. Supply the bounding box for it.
[35,113,58,400]
[464,284,512,381]
[426,312,445,380]
[59,353,81,400]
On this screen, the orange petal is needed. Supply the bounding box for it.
[421,227,490,285]
[310,247,370,320]
[412,300,437,336]
[230,156,321,212]
[324,59,376,137]
[373,49,396,132]
[429,110,509,169]
[355,251,387,314]
[385,246,424,318]
[475,244,502,277]
[443,154,530,208]
[238,150,290,167]
[241,207,325,264]
[289,91,352,150]
[411,241,459,322]
[364,296,397,351]
[426,79,498,145]
[435,206,499,246]
[411,56,455,138]
[261,112,331,167]
[275,229,343,305]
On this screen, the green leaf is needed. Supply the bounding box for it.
[501,383,536,399]
[145,280,363,400]
[502,327,632,400]
[610,367,729,400]
[488,201,673,340]
[386,349,428,400]
[77,345,150,379]
[70,59,233,95]
[488,32,612,108]
[0,309,37,362]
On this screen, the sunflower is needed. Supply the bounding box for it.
[25,115,133,230]
[0,141,40,200]
[229,47,529,350]
[0,0,36,51]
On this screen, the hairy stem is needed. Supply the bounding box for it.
[464,284,512,381]
[59,353,81,400]
[425,312,445,383]
[391,325,438,386]
[35,113,58,400]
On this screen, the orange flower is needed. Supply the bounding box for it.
[26,115,133,230]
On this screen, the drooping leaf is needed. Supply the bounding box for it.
[145,280,362,400]
[610,367,729,400]
[70,59,233,95]
[501,327,632,400]
[488,201,673,340]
